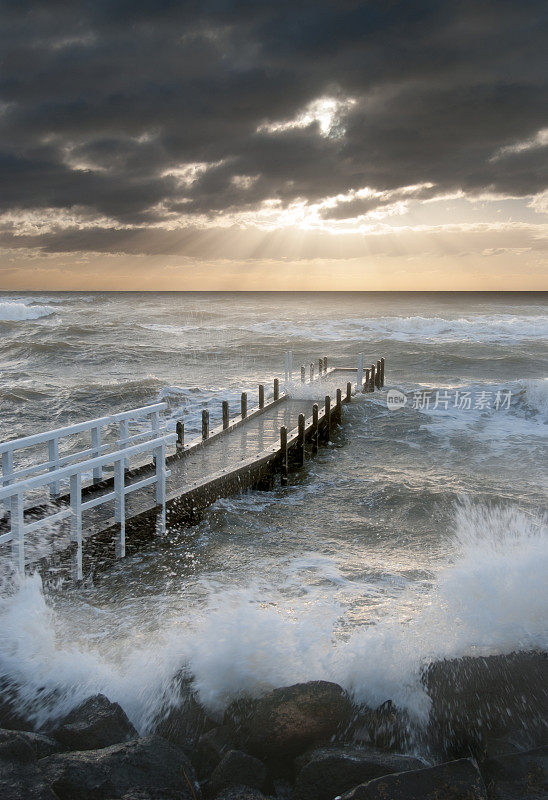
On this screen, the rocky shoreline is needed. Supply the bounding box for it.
[0,651,546,800]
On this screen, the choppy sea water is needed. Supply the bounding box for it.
[0,291,546,734]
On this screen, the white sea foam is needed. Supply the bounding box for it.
[0,300,55,322]
[0,502,545,732]
[247,314,548,343]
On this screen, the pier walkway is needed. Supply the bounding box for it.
[0,354,385,582]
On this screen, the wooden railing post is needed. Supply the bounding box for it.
[113,458,125,559]
[376,360,382,389]
[312,403,319,454]
[298,413,305,466]
[365,368,370,393]
[176,420,184,450]
[336,388,342,421]
[259,384,264,409]
[357,352,364,391]
[70,472,83,581]
[241,392,247,419]
[346,382,352,402]
[280,426,288,486]
[48,437,60,497]
[11,492,24,575]
[371,364,376,391]
[202,409,209,440]
[273,378,279,401]
[325,395,331,439]
[91,426,102,483]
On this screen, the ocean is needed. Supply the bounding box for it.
[0,291,546,735]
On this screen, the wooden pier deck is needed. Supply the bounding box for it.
[0,357,385,582]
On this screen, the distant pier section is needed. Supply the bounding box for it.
[0,354,385,582]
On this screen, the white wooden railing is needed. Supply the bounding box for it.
[0,403,169,507]
[0,434,176,580]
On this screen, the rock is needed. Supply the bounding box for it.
[339,757,487,799]
[39,735,200,800]
[206,750,268,797]
[0,728,61,760]
[112,791,191,799]
[423,651,548,756]
[0,761,60,800]
[0,679,34,732]
[480,746,547,798]
[195,726,235,778]
[213,790,267,800]
[224,681,353,758]
[153,674,216,753]
[48,693,138,751]
[293,745,426,800]
[349,701,414,752]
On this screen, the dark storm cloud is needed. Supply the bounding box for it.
[0,0,546,252]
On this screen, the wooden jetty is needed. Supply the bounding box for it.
[0,354,385,582]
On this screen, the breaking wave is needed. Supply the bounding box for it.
[0,300,56,322]
[0,502,545,732]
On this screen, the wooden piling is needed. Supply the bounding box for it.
[301,365,305,383]
[222,400,229,429]
[336,388,342,422]
[176,421,184,451]
[273,378,279,401]
[364,369,370,393]
[380,357,385,387]
[298,413,305,466]
[376,360,382,389]
[280,426,288,485]
[370,365,376,391]
[259,384,264,409]
[312,403,319,454]
[202,409,209,440]
[324,356,328,374]
[319,357,323,375]
[310,362,314,382]
[241,392,247,419]
[325,395,331,438]
[346,382,352,402]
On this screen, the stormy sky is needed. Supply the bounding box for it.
[0,0,546,289]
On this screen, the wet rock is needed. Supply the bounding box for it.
[206,750,268,797]
[293,745,426,800]
[349,701,414,752]
[423,651,548,756]
[0,761,60,800]
[0,679,34,731]
[48,693,138,751]
[112,791,191,799]
[224,681,353,758]
[480,746,547,799]
[154,674,216,753]
[0,728,61,760]
[339,757,487,799]
[213,790,267,800]
[39,735,200,800]
[195,726,235,777]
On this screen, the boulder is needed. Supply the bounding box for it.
[293,745,426,800]
[194,726,235,778]
[423,651,548,756]
[224,681,353,758]
[48,693,138,751]
[206,750,268,797]
[480,746,547,798]
[0,761,60,800]
[348,701,414,752]
[0,728,61,760]
[153,674,216,753]
[39,735,200,800]
[0,679,34,732]
[339,757,487,799]
[111,792,191,799]
[213,790,267,800]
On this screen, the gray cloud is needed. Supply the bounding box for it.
[0,0,546,253]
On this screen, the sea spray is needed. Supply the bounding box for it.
[0,501,545,737]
